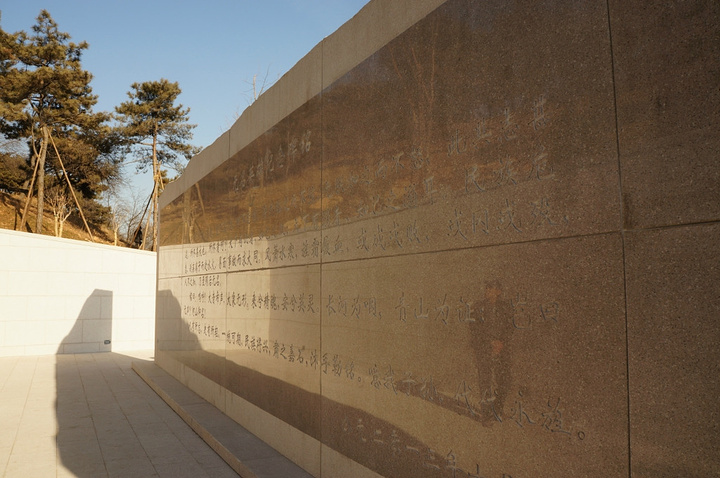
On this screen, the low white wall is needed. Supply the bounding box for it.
[0,229,156,356]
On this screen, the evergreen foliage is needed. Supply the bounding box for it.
[115,79,200,249]
[116,79,199,174]
[0,10,121,230]
[0,151,30,192]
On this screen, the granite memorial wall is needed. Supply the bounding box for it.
[156,0,719,476]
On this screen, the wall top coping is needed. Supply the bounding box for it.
[0,228,156,256]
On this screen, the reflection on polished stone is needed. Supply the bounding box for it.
[320,233,627,476]
[156,0,719,476]
[167,97,322,249]
[320,0,620,265]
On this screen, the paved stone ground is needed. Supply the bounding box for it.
[0,352,240,478]
[132,361,314,478]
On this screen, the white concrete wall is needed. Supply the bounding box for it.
[0,229,156,356]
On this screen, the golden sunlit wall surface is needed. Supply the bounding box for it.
[155,0,720,477]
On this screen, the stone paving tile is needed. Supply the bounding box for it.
[206,465,251,478]
[0,448,10,476]
[0,352,239,478]
[104,456,158,478]
[153,460,210,478]
[5,452,57,478]
[56,460,108,478]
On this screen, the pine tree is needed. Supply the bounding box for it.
[115,79,200,250]
[0,10,118,233]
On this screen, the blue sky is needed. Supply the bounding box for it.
[1,0,370,203]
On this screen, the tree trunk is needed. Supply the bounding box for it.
[35,126,49,234]
[151,128,159,252]
[141,205,151,250]
[152,174,159,251]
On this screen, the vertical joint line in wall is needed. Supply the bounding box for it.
[605,1,632,476]
[606,1,624,225]
[319,38,324,466]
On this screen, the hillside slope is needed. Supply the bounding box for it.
[0,191,121,246]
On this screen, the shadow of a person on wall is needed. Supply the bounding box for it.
[57,289,113,354]
[55,289,114,477]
